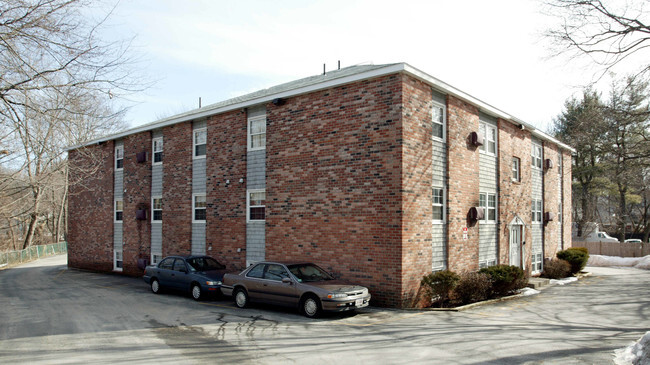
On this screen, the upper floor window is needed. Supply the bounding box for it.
[479,192,497,223]
[532,199,543,223]
[432,187,444,222]
[247,189,266,221]
[115,145,124,170]
[532,143,542,169]
[193,194,206,222]
[248,116,266,151]
[152,197,162,222]
[432,103,445,140]
[512,157,520,182]
[114,199,123,222]
[194,128,206,158]
[152,137,163,164]
[479,122,496,155]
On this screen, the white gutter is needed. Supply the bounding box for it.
[68,63,575,153]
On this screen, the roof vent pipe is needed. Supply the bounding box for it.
[338,60,340,70]
[323,63,326,75]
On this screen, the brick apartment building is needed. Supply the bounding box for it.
[67,63,573,307]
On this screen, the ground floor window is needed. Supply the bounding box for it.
[151,252,163,266]
[114,250,123,271]
[478,259,497,269]
[532,253,543,274]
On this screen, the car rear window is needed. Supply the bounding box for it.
[288,264,334,282]
[187,257,225,271]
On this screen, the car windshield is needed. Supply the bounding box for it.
[287,263,334,282]
[186,257,225,272]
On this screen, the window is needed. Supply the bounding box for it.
[432,187,444,222]
[151,253,163,266]
[479,260,497,269]
[152,137,163,164]
[173,259,187,272]
[114,250,123,271]
[432,103,445,140]
[532,199,543,223]
[479,192,496,223]
[115,145,124,170]
[512,157,520,182]
[159,257,174,270]
[193,128,206,158]
[264,264,290,281]
[193,194,206,222]
[532,143,542,169]
[152,197,162,222]
[246,263,265,278]
[114,199,123,222]
[532,253,543,273]
[247,189,266,221]
[479,122,496,154]
[248,116,266,150]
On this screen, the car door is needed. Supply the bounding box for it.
[243,263,267,302]
[262,264,297,307]
[171,258,192,291]
[156,257,176,287]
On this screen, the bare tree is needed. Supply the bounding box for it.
[544,0,650,79]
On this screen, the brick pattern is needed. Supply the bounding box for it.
[205,109,248,271]
[265,75,404,306]
[122,132,152,275]
[446,95,480,273]
[400,75,434,307]
[68,143,114,272]
[497,120,532,269]
[162,122,193,255]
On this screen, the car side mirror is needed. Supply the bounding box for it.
[282,277,292,284]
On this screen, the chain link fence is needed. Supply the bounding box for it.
[0,242,67,268]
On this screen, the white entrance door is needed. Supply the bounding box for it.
[509,225,522,268]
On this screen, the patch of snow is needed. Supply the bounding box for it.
[519,287,540,296]
[614,331,650,365]
[588,255,650,270]
[549,277,578,286]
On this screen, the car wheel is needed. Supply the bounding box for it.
[302,295,321,318]
[151,278,161,294]
[234,288,249,308]
[191,283,202,301]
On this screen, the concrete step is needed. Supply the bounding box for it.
[527,277,550,289]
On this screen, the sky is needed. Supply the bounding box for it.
[98,0,641,133]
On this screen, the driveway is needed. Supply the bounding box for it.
[0,255,648,364]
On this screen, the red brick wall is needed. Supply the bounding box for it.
[205,110,248,271]
[497,120,532,269]
[543,143,561,259]
[400,75,434,306]
[162,122,193,255]
[265,75,404,306]
[447,95,480,273]
[67,143,114,272]
[122,132,152,275]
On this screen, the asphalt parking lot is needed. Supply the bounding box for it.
[0,254,648,364]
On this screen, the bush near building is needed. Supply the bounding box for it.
[454,272,492,305]
[557,248,589,274]
[541,258,572,279]
[421,270,460,308]
[479,265,528,297]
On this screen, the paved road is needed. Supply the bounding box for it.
[0,255,648,364]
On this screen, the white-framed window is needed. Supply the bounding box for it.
[152,137,163,165]
[479,122,496,155]
[432,187,445,222]
[114,199,123,222]
[532,253,543,274]
[512,157,520,182]
[532,143,542,169]
[432,103,445,140]
[115,145,124,170]
[152,197,162,222]
[532,199,543,223]
[193,128,207,159]
[479,260,497,269]
[192,193,206,222]
[247,189,266,222]
[248,115,266,151]
[151,252,163,266]
[114,250,123,271]
[479,192,497,223]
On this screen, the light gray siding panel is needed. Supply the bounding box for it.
[152,129,162,139]
[479,154,497,191]
[479,112,497,125]
[191,223,206,255]
[247,150,266,189]
[193,120,207,130]
[479,224,498,264]
[532,225,543,254]
[431,224,447,270]
[431,89,446,105]
[113,223,123,251]
[152,165,163,196]
[248,105,266,118]
[532,169,543,198]
[114,170,123,199]
[151,224,162,253]
[246,222,265,264]
[192,158,206,193]
[432,142,446,187]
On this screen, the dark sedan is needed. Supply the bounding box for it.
[143,255,226,301]
[221,261,371,318]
